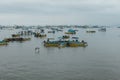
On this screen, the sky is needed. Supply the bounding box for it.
[0,0,120,26]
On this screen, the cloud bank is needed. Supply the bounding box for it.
[0,0,120,26]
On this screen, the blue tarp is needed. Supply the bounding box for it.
[68,29,75,33]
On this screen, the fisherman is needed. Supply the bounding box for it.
[66,42,70,47]
[41,29,44,33]
[81,40,85,43]
[35,47,40,53]
[47,38,49,42]
[76,39,78,42]
[43,40,46,43]
[53,31,55,34]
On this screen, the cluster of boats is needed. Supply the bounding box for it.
[44,40,88,48]
[0,28,90,48]
[0,33,31,46]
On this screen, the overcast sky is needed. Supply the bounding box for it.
[0,0,120,26]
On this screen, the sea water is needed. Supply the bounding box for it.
[0,27,120,80]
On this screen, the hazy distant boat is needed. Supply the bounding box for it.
[48,31,55,33]
[62,35,70,39]
[98,28,106,31]
[86,30,96,33]
[12,34,20,37]
[72,37,79,39]
[4,37,31,42]
[65,29,76,34]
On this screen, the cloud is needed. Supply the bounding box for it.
[0,0,119,15]
[0,0,120,25]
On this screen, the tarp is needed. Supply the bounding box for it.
[68,29,75,32]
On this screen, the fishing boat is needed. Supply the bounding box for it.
[66,41,88,47]
[62,35,70,39]
[86,30,96,33]
[72,37,79,39]
[65,32,76,34]
[34,33,47,38]
[3,37,31,42]
[12,34,20,37]
[65,29,76,34]
[44,41,60,47]
[98,28,106,31]
[0,40,8,46]
[48,31,55,33]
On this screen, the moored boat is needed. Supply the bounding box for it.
[86,30,96,33]
[65,32,76,34]
[3,37,31,42]
[98,28,106,31]
[0,41,8,46]
[12,34,20,37]
[72,37,79,39]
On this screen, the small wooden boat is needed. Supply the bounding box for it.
[65,32,76,34]
[62,35,70,39]
[72,37,79,39]
[34,33,47,38]
[48,31,55,33]
[12,34,20,37]
[86,30,96,33]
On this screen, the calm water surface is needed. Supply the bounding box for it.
[0,28,120,80]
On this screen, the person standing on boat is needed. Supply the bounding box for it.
[47,38,49,42]
[81,40,85,43]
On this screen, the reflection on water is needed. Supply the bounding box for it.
[0,28,120,80]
